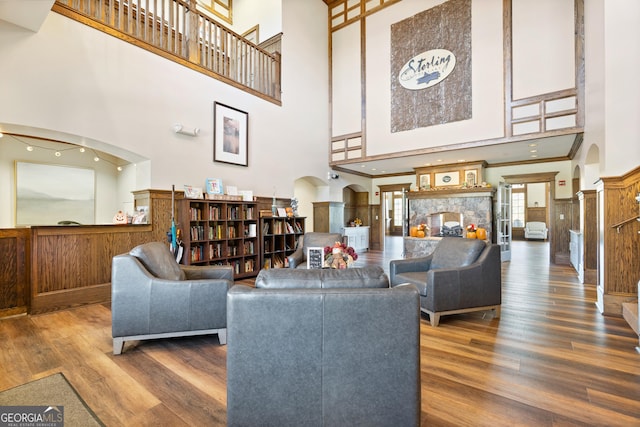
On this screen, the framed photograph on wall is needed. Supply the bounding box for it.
[464,169,478,186]
[419,173,431,189]
[434,171,460,186]
[214,102,248,167]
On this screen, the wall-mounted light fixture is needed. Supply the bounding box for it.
[173,124,200,136]
[328,171,339,180]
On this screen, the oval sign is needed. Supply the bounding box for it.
[398,49,456,90]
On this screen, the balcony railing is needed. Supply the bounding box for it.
[53,0,282,104]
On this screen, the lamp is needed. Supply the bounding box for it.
[173,124,200,136]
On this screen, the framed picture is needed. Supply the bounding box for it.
[464,169,478,186]
[242,24,259,44]
[277,207,287,217]
[419,173,431,189]
[435,171,460,186]
[184,185,204,199]
[307,247,324,269]
[205,178,224,195]
[15,162,95,226]
[214,102,248,167]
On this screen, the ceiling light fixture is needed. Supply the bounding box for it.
[79,147,85,153]
[26,146,34,151]
[94,156,100,162]
[55,151,61,157]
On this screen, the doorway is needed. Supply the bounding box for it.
[502,172,557,264]
[377,183,411,252]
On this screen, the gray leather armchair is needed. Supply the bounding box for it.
[390,237,501,326]
[111,242,232,355]
[286,232,342,268]
[227,267,421,426]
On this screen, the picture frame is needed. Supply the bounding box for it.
[241,24,259,44]
[277,207,287,217]
[307,247,324,269]
[214,102,248,167]
[464,169,478,186]
[205,178,224,195]
[184,185,204,199]
[434,171,460,186]
[419,173,431,190]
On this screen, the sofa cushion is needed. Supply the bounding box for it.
[255,266,389,289]
[430,237,486,270]
[130,242,185,281]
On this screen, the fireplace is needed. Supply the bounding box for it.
[404,188,496,257]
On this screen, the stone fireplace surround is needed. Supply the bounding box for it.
[404,188,496,258]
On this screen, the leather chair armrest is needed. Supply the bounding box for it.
[389,255,433,285]
[181,265,234,281]
[287,248,304,269]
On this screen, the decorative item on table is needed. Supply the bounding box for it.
[324,241,358,269]
[466,223,477,239]
[353,218,363,227]
[410,223,429,238]
[113,210,128,224]
[290,198,299,216]
[205,178,224,195]
[184,185,204,199]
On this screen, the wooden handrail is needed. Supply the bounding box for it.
[53,0,281,104]
[611,215,640,232]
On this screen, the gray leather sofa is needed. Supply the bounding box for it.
[227,267,421,426]
[390,237,501,327]
[286,232,343,268]
[111,242,232,355]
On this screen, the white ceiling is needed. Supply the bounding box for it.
[334,133,580,177]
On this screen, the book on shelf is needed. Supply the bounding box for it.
[248,223,257,237]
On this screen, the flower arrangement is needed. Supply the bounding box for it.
[324,241,358,269]
[353,218,363,226]
[466,223,476,232]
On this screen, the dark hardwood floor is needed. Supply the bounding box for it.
[1,239,638,426]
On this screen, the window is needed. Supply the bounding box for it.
[393,192,403,227]
[512,191,525,228]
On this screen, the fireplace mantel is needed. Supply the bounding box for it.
[407,187,496,199]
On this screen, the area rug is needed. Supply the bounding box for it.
[0,373,103,427]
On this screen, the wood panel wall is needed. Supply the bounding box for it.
[579,190,597,284]
[552,199,574,265]
[0,228,30,317]
[597,166,640,315]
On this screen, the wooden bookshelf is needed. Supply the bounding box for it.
[177,199,259,279]
[260,216,305,269]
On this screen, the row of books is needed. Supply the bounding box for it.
[263,254,289,269]
[227,206,256,220]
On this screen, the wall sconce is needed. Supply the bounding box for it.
[173,124,200,136]
[328,171,339,180]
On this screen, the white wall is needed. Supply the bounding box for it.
[0,0,331,228]
[233,0,282,42]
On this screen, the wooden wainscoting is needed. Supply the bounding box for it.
[0,228,30,317]
[597,166,640,316]
[29,224,153,314]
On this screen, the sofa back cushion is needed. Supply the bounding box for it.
[431,237,486,270]
[255,266,389,289]
[526,221,547,231]
[129,242,185,281]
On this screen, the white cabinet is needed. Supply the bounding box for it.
[342,226,369,252]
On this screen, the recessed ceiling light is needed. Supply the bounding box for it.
[437,159,443,162]
[371,168,377,171]
[79,147,85,153]
[458,159,465,162]
[55,151,61,157]
[424,163,431,166]
[530,149,537,153]
[531,154,538,158]
[529,143,538,147]
[361,164,366,168]
[26,146,34,151]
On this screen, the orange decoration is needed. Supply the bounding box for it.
[416,230,425,238]
[410,226,418,237]
[476,228,487,240]
[466,231,477,239]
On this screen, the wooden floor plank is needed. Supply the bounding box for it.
[0,239,638,426]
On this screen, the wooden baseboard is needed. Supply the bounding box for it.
[30,283,111,315]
